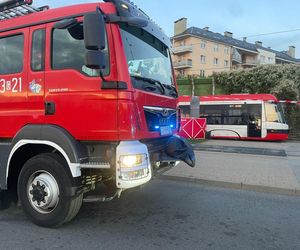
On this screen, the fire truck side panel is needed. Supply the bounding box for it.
[0,28,30,138]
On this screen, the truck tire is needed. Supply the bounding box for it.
[17,153,83,227]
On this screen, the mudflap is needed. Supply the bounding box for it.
[0,190,15,210]
[165,136,195,167]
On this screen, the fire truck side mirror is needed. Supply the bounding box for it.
[84,12,106,51]
[85,50,106,70]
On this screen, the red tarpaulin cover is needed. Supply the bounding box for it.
[178,118,207,139]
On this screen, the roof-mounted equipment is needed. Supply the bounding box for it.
[102,0,171,47]
[103,0,148,27]
[0,0,49,20]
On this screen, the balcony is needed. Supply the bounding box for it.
[242,59,258,66]
[232,48,242,64]
[172,45,193,55]
[173,60,193,69]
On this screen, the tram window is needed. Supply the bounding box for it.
[179,105,191,118]
[265,103,283,123]
[200,104,261,125]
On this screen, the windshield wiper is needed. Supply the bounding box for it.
[170,85,178,98]
[131,75,165,94]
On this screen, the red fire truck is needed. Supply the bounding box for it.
[0,0,195,227]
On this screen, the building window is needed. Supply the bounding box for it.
[200,70,205,77]
[224,46,229,54]
[200,40,206,49]
[213,44,219,52]
[260,55,266,64]
[224,60,229,68]
[268,57,273,64]
[200,55,206,64]
[213,58,218,65]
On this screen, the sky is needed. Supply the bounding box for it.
[37,0,300,58]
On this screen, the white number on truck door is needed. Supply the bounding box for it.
[0,79,5,93]
[0,78,22,94]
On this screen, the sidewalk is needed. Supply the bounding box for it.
[162,140,300,195]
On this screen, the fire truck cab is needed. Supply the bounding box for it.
[0,0,195,227]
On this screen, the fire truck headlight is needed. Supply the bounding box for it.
[120,154,146,168]
[116,142,152,185]
[119,154,149,181]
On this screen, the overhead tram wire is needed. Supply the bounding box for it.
[238,28,300,39]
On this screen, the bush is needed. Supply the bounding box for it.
[214,64,300,99]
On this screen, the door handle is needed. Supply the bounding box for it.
[45,102,55,115]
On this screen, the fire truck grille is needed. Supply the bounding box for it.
[143,106,177,132]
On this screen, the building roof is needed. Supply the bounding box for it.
[180,26,258,53]
[174,26,299,63]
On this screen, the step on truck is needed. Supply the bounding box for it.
[0,0,195,227]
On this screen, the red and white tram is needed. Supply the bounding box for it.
[179,94,289,141]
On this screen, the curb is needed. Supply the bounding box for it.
[158,174,300,196]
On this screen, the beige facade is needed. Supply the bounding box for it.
[172,36,231,77]
[257,48,276,65]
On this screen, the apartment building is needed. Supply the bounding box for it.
[172,18,299,77]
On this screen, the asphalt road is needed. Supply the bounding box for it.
[0,179,300,250]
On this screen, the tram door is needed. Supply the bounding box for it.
[246,104,262,138]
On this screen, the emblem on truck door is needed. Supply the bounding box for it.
[29,79,42,94]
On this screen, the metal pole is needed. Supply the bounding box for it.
[191,76,195,96]
[212,76,215,95]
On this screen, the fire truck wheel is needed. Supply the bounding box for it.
[17,153,83,227]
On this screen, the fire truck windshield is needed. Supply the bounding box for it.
[120,24,174,88]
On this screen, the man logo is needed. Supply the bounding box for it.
[162,109,169,116]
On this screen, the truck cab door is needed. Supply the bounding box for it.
[27,25,46,125]
[44,20,118,140]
